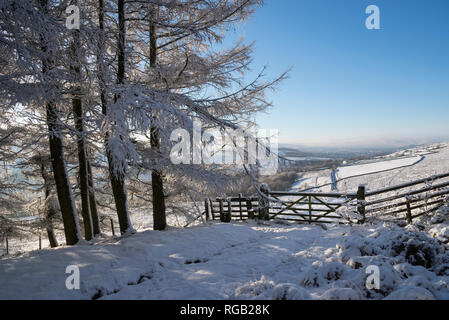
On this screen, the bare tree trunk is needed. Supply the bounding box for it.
[112,0,133,234]
[149,15,166,231]
[97,0,133,235]
[73,99,93,240]
[39,160,58,248]
[41,0,81,246]
[87,160,100,236]
[71,24,93,240]
[151,130,166,230]
[46,224,58,248]
[45,104,81,245]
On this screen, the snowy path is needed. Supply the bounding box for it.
[103,223,340,300]
[1,220,448,300]
[0,222,330,299]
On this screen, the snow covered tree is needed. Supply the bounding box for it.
[69,0,94,240]
[92,0,135,235]
[0,0,82,244]
[119,0,286,228]
[0,0,286,244]
[40,0,82,245]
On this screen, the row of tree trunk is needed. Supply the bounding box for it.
[39,0,166,245]
[33,0,269,246]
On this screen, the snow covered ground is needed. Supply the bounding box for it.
[291,143,449,194]
[0,209,201,256]
[1,214,448,300]
[336,156,423,180]
[1,142,449,300]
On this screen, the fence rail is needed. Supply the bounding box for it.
[360,172,449,223]
[205,195,260,222]
[205,172,449,225]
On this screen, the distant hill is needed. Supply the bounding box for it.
[278,147,310,158]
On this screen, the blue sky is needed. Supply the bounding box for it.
[226,0,449,148]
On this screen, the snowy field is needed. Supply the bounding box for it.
[0,215,448,300]
[291,143,449,194]
[336,156,423,180]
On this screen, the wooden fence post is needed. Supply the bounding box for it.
[219,199,224,222]
[357,185,366,224]
[259,185,270,220]
[225,200,232,223]
[238,194,243,220]
[5,235,9,255]
[39,234,42,250]
[247,199,254,219]
[110,217,115,236]
[204,199,210,221]
[209,199,215,220]
[308,195,312,224]
[405,198,413,224]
